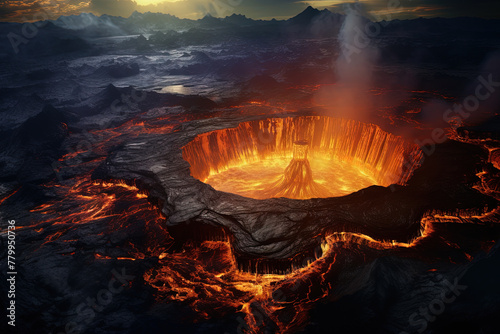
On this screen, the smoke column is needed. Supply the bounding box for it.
[317,1,379,121]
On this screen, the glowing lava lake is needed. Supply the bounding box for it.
[183,116,423,200]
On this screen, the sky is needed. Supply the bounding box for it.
[0,0,499,22]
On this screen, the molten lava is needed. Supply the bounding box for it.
[183,116,423,199]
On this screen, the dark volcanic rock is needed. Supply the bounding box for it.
[107,62,140,78]
[15,104,68,146]
[93,112,498,264]
[303,240,500,334]
[0,105,68,184]
[457,115,500,140]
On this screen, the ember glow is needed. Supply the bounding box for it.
[184,116,423,199]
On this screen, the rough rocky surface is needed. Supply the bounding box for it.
[94,112,498,263]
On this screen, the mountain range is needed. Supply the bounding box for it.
[44,6,500,37]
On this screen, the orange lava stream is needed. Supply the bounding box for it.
[0,187,20,206]
[145,236,336,333]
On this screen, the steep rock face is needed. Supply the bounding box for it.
[93,113,497,261]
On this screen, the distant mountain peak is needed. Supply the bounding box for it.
[289,6,325,24]
[228,13,247,18]
[199,13,224,26]
[222,13,254,25]
[300,6,321,17]
[304,6,319,13]
[129,10,143,18]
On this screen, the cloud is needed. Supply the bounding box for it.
[0,0,307,21]
[323,0,500,20]
[137,0,243,19]
[0,0,499,22]
[231,0,306,20]
[0,0,90,21]
[86,0,305,20]
[89,0,137,17]
[86,0,256,20]
[135,0,306,20]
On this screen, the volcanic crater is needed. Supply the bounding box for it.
[93,112,497,273]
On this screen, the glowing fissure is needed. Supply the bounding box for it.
[183,116,423,199]
[144,222,437,334]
